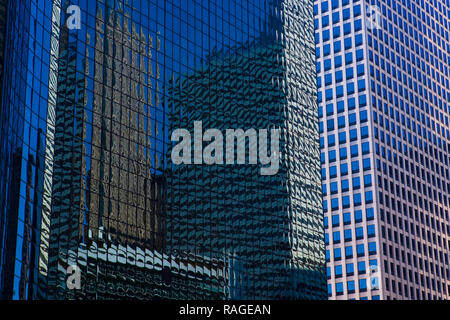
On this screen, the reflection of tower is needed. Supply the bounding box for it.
[167,30,326,299]
[46,4,167,298]
[87,9,166,249]
[46,18,88,298]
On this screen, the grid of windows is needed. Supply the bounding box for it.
[367,0,450,300]
[316,0,450,300]
[0,0,327,300]
[316,0,380,300]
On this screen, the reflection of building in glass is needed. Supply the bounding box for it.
[64,241,228,300]
[167,32,326,299]
[45,7,168,299]
[85,10,166,248]
[0,0,326,300]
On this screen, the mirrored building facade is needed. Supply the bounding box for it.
[0,0,326,299]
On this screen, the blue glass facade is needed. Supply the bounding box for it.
[0,0,326,299]
[316,0,450,299]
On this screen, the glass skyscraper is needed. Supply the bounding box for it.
[0,0,326,299]
[316,0,450,299]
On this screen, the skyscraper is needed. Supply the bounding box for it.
[0,0,326,299]
[315,0,450,299]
